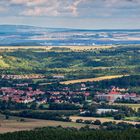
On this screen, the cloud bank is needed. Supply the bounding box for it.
[5,0,85,16]
[0,0,139,18]
[0,0,140,29]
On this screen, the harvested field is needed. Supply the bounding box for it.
[58,46,112,51]
[0,46,112,51]
[0,118,85,134]
[60,75,126,85]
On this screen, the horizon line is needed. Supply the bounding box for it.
[1,24,140,31]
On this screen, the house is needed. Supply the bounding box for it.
[96,109,118,114]
[22,98,35,104]
[53,75,65,79]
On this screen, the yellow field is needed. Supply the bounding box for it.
[70,116,140,125]
[0,117,85,134]
[60,75,126,85]
[0,46,52,51]
[58,45,112,51]
[0,45,112,51]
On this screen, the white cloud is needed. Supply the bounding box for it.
[18,0,85,16]
[10,0,47,6]
[66,0,85,16]
[0,6,8,13]
[0,0,140,17]
[21,6,59,16]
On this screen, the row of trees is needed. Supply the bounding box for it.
[3,110,74,122]
[76,119,140,130]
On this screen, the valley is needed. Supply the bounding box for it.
[0,44,140,134]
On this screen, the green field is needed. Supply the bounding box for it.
[124,117,140,121]
[113,103,140,111]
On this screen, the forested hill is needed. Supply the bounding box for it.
[0,46,140,81]
[0,127,140,140]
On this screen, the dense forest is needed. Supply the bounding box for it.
[0,127,140,140]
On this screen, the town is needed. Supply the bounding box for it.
[0,79,140,105]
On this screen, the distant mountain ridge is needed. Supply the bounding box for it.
[0,25,140,46]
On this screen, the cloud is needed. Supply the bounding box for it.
[103,0,140,7]
[65,0,85,16]
[0,0,140,17]
[10,0,47,6]
[18,0,85,16]
[21,6,59,16]
[0,7,6,12]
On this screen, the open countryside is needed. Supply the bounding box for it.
[0,115,85,134]
[0,45,140,136]
[0,3,140,138]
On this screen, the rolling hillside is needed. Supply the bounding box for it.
[0,45,139,81]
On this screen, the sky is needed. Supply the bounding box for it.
[0,0,140,29]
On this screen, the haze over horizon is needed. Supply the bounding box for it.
[0,0,140,29]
